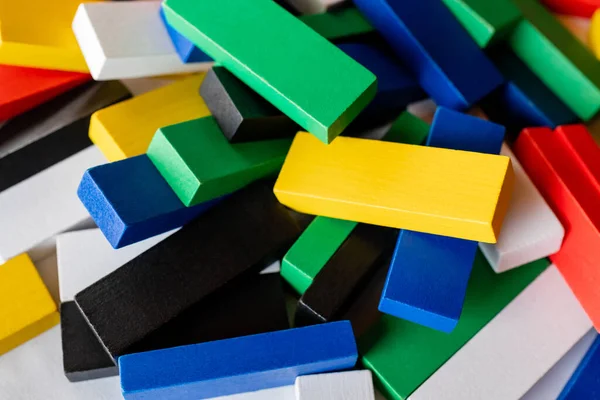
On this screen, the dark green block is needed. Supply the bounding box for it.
[300,7,375,42]
[384,111,430,145]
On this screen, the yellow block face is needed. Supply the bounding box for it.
[0,254,59,356]
[274,133,515,243]
[0,0,96,72]
[90,74,211,162]
[589,11,600,58]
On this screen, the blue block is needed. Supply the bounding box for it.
[159,6,213,64]
[379,107,505,333]
[353,0,503,110]
[119,321,358,400]
[559,334,600,400]
[77,155,221,249]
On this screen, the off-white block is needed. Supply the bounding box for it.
[295,370,375,400]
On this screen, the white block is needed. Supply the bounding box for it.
[57,228,176,303]
[479,144,564,273]
[408,265,592,400]
[282,0,347,14]
[0,146,106,264]
[35,252,60,304]
[72,1,211,80]
[295,370,375,400]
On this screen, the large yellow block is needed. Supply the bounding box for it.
[589,10,600,58]
[0,254,59,356]
[90,73,210,161]
[0,0,97,72]
[274,133,514,243]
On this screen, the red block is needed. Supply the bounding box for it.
[0,65,90,121]
[514,125,600,331]
[542,0,600,18]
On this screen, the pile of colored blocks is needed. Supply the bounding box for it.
[3,0,600,399]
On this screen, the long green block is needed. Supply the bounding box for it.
[147,117,291,207]
[442,0,522,47]
[300,8,374,42]
[163,0,377,144]
[509,0,600,121]
[359,253,549,400]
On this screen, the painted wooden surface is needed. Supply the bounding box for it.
[558,333,600,399]
[543,0,600,18]
[295,370,375,400]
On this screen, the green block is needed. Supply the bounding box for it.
[299,8,374,42]
[509,0,600,121]
[359,253,549,400]
[384,112,430,145]
[163,0,377,144]
[442,0,521,47]
[147,117,291,206]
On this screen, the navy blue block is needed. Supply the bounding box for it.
[159,6,213,64]
[77,155,221,249]
[119,321,358,400]
[353,0,503,110]
[559,334,600,400]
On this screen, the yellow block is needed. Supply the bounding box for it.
[0,0,97,72]
[0,254,59,356]
[90,73,211,161]
[274,133,514,243]
[589,11,600,58]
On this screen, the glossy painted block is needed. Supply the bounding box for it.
[163,0,377,144]
[300,8,374,42]
[589,10,600,61]
[274,133,514,243]
[148,117,291,206]
[354,0,503,110]
[542,0,600,18]
[159,6,212,64]
[295,370,375,400]
[0,254,58,356]
[119,322,358,399]
[90,74,210,162]
[559,334,600,399]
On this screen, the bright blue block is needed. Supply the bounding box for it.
[559,334,600,400]
[159,6,213,64]
[77,155,221,249]
[353,0,503,110]
[119,321,358,400]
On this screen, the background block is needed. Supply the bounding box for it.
[159,6,213,64]
[295,370,375,400]
[300,8,374,42]
[542,0,600,18]
[559,334,600,399]
[383,111,430,145]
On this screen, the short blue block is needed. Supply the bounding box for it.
[119,321,358,400]
[559,334,600,400]
[159,6,213,64]
[77,155,221,249]
[353,0,503,110]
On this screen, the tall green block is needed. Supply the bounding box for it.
[359,253,549,400]
[442,0,522,48]
[147,117,291,207]
[509,0,600,121]
[163,0,377,144]
[300,8,374,42]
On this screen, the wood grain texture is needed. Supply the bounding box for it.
[295,370,375,400]
[409,265,592,400]
[274,132,514,243]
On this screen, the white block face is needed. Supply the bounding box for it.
[0,146,106,264]
[72,1,212,80]
[408,265,592,400]
[295,370,375,400]
[479,144,565,273]
[57,228,177,303]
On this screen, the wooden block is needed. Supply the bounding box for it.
[509,0,600,121]
[199,67,300,143]
[354,0,503,110]
[383,111,430,146]
[300,8,374,42]
[159,7,213,64]
[0,254,58,355]
[360,255,548,400]
[556,14,591,47]
[77,155,219,248]
[274,132,514,243]
[119,321,358,399]
[590,10,600,63]
[72,1,211,80]
[410,265,592,400]
[90,74,210,162]
[558,334,600,399]
[295,370,375,400]
[162,0,376,144]
[0,146,106,263]
[0,65,89,121]
[479,144,564,273]
[148,117,291,206]
[283,0,348,14]
[75,182,301,359]
[542,0,600,18]
[295,224,397,327]
[0,0,96,72]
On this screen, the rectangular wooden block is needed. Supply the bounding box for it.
[0,253,58,356]
[409,265,592,400]
[162,0,377,144]
[295,370,375,400]
[90,74,210,162]
[72,1,211,80]
[353,0,503,110]
[159,6,213,64]
[559,334,600,399]
[300,8,374,42]
[274,132,514,243]
[75,182,301,359]
[119,321,358,399]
